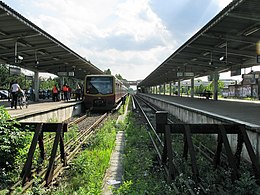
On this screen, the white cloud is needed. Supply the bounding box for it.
[2,0,233,81]
[215,0,232,9]
[25,0,177,80]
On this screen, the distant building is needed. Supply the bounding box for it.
[227,71,260,99]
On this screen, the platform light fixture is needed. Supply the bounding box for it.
[17,55,23,60]
[35,50,39,67]
[219,41,228,64]
[219,56,226,61]
[209,51,213,65]
[14,41,24,64]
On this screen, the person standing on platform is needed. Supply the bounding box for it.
[75,84,81,101]
[52,85,59,102]
[10,80,21,109]
[62,84,68,101]
[67,85,72,100]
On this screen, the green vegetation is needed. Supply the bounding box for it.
[114,113,175,194]
[0,64,81,91]
[48,119,117,194]
[0,106,33,190]
[113,104,259,194]
[1,98,259,194]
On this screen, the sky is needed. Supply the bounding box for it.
[2,0,253,81]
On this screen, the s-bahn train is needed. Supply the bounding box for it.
[83,75,128,110]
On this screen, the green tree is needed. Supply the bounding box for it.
[115,74,123,80]
[206,80,224,94]
[39,77,56,90]
[0,107,29,171]
[104,69,111,75]
[0,64,10,88]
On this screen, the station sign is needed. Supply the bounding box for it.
[25,75,33,80]
[57,72,67,76]
[9,66,21,75]
[184,72,194,77]
[177,72,194,77]
[177,72,183,77]
[68,72,74,77]
[231,68,241,76]
[243,74,254,79]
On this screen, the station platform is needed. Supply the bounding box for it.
[140,93,260,128]
[0,99,83,122]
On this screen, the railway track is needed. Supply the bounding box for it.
[132,94,258,194]
[10,112,109,193]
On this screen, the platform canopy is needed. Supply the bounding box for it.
[139,0,260,87]
[0,1,103,80]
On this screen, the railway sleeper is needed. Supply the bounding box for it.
[155,111,260,185]
[14,122,68,187]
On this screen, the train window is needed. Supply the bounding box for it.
[86,77,113,95]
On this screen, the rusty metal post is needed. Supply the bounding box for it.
[213,133,223,169]
[234,132,243,168]
[183,133,188,160]
[59,132,67,166]
[239,126,260,184]
[156,111,168,133]
[219,125,239,181]
[184,125,199,182]
[165,125,176,182]
[45,123,63,185]
[38,131,45,161]
[21,123,43,185]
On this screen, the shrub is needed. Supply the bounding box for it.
[0,106,31,186]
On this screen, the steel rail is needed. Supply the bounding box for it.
[10,113,108,193]
[132,95,180,194]
[134,94,236,194]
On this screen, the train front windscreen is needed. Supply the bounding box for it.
[86,77,113,95]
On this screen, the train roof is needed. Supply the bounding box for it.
[85,74,114,78]
[85,74,128,87]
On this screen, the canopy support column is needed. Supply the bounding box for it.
[213,72,218,101]
[191,78,194,98]
[178,80,181,97]
[33,71,39,102]
[169,82,172,96]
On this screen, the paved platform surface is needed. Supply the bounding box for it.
[143,94,260,127]
[0,99,81,119]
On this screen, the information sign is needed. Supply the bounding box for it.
[184,72,194,77]
[9,67,21,75]
[177,72,183,77]
[57,72,67,76]
[68,72,74,76]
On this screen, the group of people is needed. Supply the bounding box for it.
[8,81,83,108]
[52,83,82,102]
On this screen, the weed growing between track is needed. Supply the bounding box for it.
[48,118,117,194]
[114,109,260,194]
[114,112,176,194]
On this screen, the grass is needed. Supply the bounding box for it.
[47,119,117,194]
[114,112,176,194]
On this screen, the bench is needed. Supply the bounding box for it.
[198,91,212,99]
